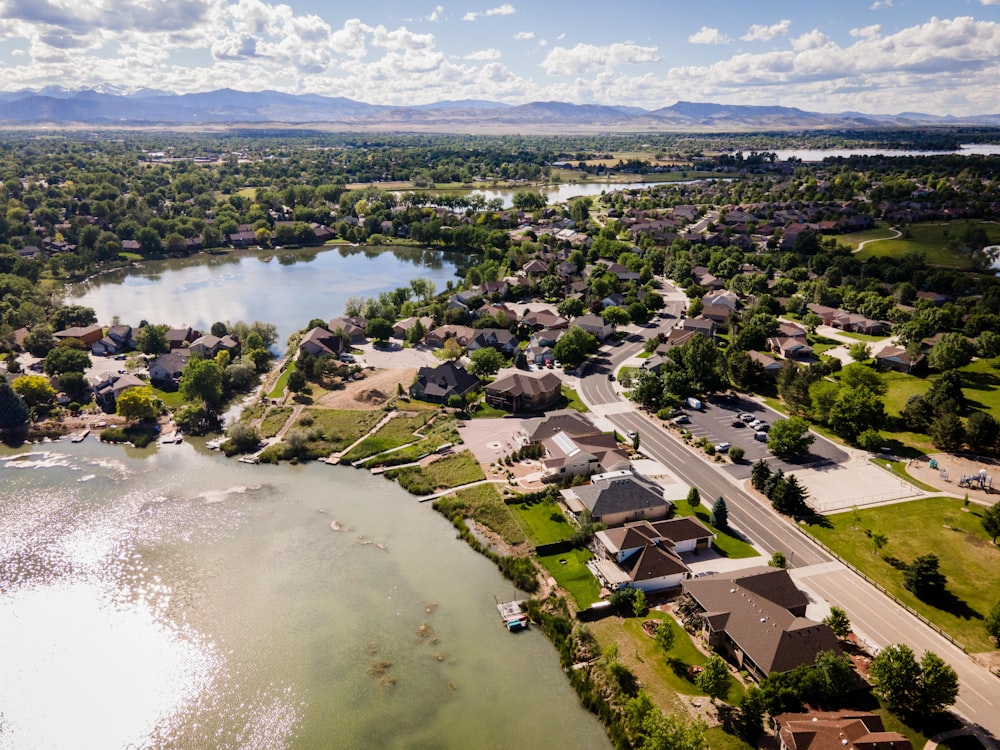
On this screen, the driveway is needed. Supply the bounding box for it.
[353,341,439,369]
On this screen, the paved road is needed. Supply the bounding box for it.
[575,301,1000,743]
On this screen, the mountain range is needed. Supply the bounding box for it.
[1,87,999,132]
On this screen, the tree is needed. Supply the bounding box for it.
[966,411,999,453]
[180,358,224,409]
[0,381,30,428]
[136,324,169,354]
[601,306,630,327]
[767,416,815,457]
[552,325,599,369]
[115,386,161,422]
[287,369,307,393]
[848,341,872,362]
[840,363,886,395]
[982,502,1000,543]
[12,374,56,406]
[633,370,665,412]
[728,445,745,462]
[686,486,701,510]
[51,304,97,330]
[928,332,975,372]
[813,649,858,705]
[43,346,91,376]
[823,606,851,639]
[365,317,393,343]
[900,394,936,433]
[557,297,584,318]
[751,459,771,492]
[917,651,960,715]
[768,550,788,568]
[696,655,732,703]
[436,337,464,361]
[869,644,922,714]
[654,620,675,653]
[985,600,1000,645]
[871,530,888,555]
[829,386,885,440]
[903,553,947,600]
[227,422,261,453]
[809,380,841,424]
[711,497,728,529]
[930,413,966,452]
[468,347,505,377]
[856,428,884,452]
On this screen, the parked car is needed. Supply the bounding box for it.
[754,431,768,442]
[714,442,731,454]
[755,423,770,433]
[731,419,745,428]
[738,413,755,423]
[672,415,690,425]
[685,397,703,410]
[339,353,356,363]
[750,419,764,430]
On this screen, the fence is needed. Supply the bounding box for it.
[812,486,916,513]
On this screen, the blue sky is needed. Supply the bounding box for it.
[1,0,999,115]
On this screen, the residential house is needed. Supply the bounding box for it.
[831,311,884,336]
[681,567,841,681]
[298,327,344,358]
[748,350,783,374]
[776,321,808,340]
[467,328,520,356]
[573,315,614,342]
[328,316,368,343]
[701,290,739,323]
[805,303,839,326]
[54,325,103,347]
[774,711,911,750]
[148,350,191,384]
[393,316,434,340]
[478,303,519,325]
[521,309,569,331]
[680,317,718,338]
[166,327,199,350]
[425,325,475,349]
[93,372,147,411]
[522,258,548,275]
[591,517,715,593]
[188,334,239,359]
[484,369,562,412]
[769,336,814,361]
[91,325,134,356]
[518,411,629,481]
[409,361,480,403]
[561,471,672,527]
[875,345,925,374]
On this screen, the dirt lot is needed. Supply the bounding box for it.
[315,367,417,410]
[909,453,1000,506]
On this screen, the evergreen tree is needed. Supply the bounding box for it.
[711,496,729,529]
[751,459,772,492]
[0,381,30,428]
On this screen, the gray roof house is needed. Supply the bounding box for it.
[409,361,480,404]
[561,472,672,526]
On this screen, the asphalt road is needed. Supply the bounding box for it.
[575,301,1000,742]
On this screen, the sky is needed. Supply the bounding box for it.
[1,0,999,115]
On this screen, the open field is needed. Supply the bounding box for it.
[435,483,525,546]
[853,220,1000,267]
[537,548,600,608]
[803,496,1000,652]
[510,497,574,545]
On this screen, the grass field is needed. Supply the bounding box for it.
[537,548,600,607]
[259,406,293,438]
[559,386,589,413]
[300,407,382,453]
[341,411,434,461]
[437,483,526,545]
[151,387,187,409]
[510,498,574,545]
[837,223,900,251]
[853,220,1000,268]
[267,361,295,399]
[391,450,484,492]
[803,496,1000,652]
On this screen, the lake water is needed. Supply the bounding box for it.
[68,245,469,349]
[0,440,610,750]
[466,181,662,207]
[770,143,1000,162]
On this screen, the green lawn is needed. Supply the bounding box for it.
[395,450,484,490]
[854,220,1000,267]
[299,408,382,453]
[537,548,600,608]
[342,411,434,461]
[152,387,187,409]
[260,406,293,438]
[837,223,900,251]
[803,496,1000,652]
[673,497,760,560]
[559,386,589,413]
[837,331,891,343]
[267,360,295,399]
[510,498,575,545]
[468,401,510,419]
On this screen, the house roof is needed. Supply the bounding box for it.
[775,711,912,750]
[486,370,562,399]
[299,327,343,357]
[412,361,479,399]
[621,544,689,583]
[568,474,669,518]
[682,567,839,675]
[521,410,597,443]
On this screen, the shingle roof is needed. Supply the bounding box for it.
[571,474,668,518]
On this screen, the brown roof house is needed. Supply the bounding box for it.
[591,516,715,593]
[298,327,345,358]
[681,567,840,681]
[561,471,672,527]
[328,316,368,343]
[409,361,480,404]
[54,325,103,347]
[774,710,911,750]
[518,411,630,481]
[875,346,925,374]
[484,369,562,412]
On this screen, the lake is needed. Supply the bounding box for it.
[0,440,610,749]
[770,143,1000,162]
[68,245,470,349]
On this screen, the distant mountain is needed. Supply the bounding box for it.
[0,88,998,131]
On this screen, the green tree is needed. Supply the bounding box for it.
[59,371,91,403]
[809,380,841,424]
[930,413,966,452]
[856,428,884,452]
[552,325,599,369]
[871,530,889,555]
[848,341,872,362]
[136,324,170,354]
[287,369,307,393]
[0,381,30,428]
[769,550,788,568]
[557,297,584,318]
[870,643,922,714]
[696,655,732,703]
[365,317,393,343]
[632,370,665,412]
[814,649,857,704]
[985,600,1000,645]
[227,422,261,453]
[767,416,815,457]
[43,346,91,376]
[928,332,975,372]
[751,459,771,492]
[904,553,947,600]
[51,305,97,330]
[686,486,701,510]
[601,306,631,327]
[829,386,885,439]
[823,606,852,639]
[711,497,728,529]
[12,374,56,406]
[966,411,999,453]
[180,358,224,409]
[982,502,1000,543]
[115,386,161,422]
[468,347,505,377]
[728,445,745,462]
[840,362,887,395]
[435,337,464,361]
[917,651,960,715]
[654,620,676,653]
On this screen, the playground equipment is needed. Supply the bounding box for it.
[958,468,993,491]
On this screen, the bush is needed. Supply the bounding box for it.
[100,427,127,443]
[728,445,745,462]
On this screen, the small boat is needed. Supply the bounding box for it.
[70,429,90,443]
[158,431,183,445]
[497,599,529,632]
[205,437,227,451]
[238,454,260,464]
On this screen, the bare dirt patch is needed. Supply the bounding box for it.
[315,368,416,410]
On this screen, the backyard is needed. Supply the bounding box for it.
[803,496,1000,652]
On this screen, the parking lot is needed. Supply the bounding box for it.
[675,394,849,480]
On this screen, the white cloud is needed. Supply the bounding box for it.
[538,38,547,47]
[981,0,1000,4]
[464,48,501,60]
[485,4,515,16]
[741,20,791,42]
[541,42,660,76]
[513,31,534,40]
[851,24,882,39]
[427,5,444,21]
[871,0,893,9]
[688,27,730,45]
[462,12,478,21]
[790,29,831,51]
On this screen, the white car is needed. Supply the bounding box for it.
[750,419,764,430]
[739,413,755,423]
[714,442,731,454]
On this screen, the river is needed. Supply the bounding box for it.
[67,245,471,349]
[0,440,610,749]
